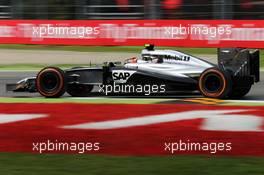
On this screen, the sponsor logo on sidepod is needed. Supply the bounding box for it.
[112,70,136,83]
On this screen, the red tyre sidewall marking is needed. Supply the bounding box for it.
[36,68,64,97]
[199,69,228,98]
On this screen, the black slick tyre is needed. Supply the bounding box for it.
[198,68,232,99]
[36,67,66,98]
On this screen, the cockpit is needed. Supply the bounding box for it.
[141,54,163,63]
[125,44,165,64]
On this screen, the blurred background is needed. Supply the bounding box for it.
[0,0,263,20]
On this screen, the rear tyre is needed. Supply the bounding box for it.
[198,68,232,99]
[67,84,93,97]
[36,67,66,98]
[228,86,251,99]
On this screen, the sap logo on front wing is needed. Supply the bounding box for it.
[112,70,136,83]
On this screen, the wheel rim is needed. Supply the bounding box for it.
[40,72,60,92]
[203,73,224,93]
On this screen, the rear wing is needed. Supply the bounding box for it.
[218,48,260,83]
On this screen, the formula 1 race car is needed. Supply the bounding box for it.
[6,44,260,99]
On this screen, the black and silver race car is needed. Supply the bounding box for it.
[6,44,260,99]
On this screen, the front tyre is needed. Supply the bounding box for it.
[198,68,232,99]
[36,67,66,98]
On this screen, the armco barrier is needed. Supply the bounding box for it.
[0,20,263,48]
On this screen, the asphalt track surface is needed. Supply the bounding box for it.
[0,71,264,100]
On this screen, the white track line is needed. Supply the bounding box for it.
[225,100,264,103]
[10,97,264,103]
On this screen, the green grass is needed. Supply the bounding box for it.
[223,102,264,106]
[1,97,264,106]
[0,64,95,70]
[261,57,264,68]
[0,44,218,54]
[0,153,263,175]
[0,97,170,104]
